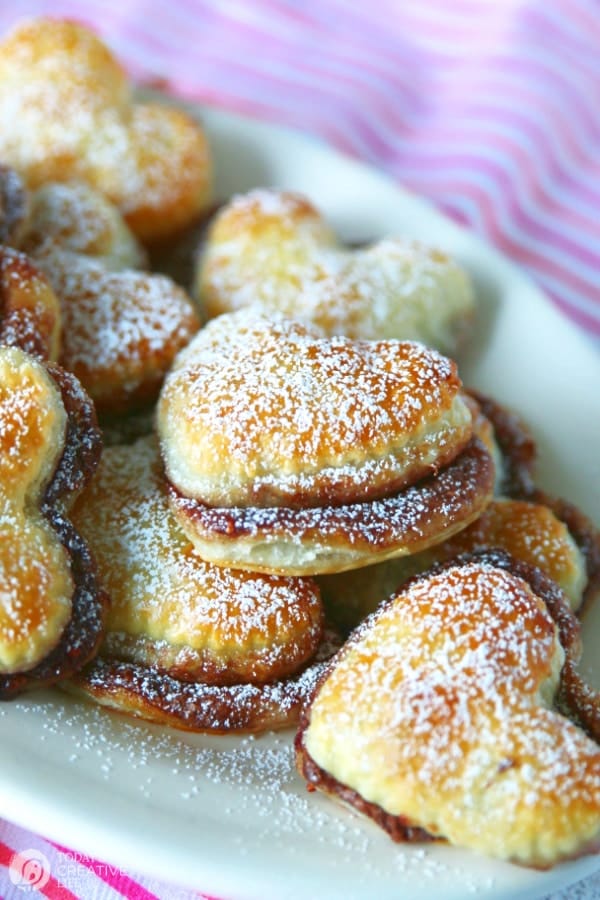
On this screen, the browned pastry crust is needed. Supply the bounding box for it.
[0,359,108,697]
[21,180,147,270]
[70,435,325,686]
[37,249,201,415]
[296,550,600,865]
[470,390,600,614]
[0,245,61,360]
[196,189,476,355]
[0,18,212,243]
[468,389,600,614]
[466,389,537,497]
[168,437,496,576]
[426,550,600,744]
[159,312,475,511]
[296,722,437,844]
[0,164,29,246]
[319,498,589,635]
[523,491,600,618]
[67,628,341,734]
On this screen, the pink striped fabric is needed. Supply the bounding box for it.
[0,0,597,337]
[0,2,599,899]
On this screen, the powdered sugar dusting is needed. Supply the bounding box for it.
[306,561,600,864]
[23,181,145,270]
[34,248,199,407]
[172,438,493,550]
[71,436,323,679]
[200,189,475,354]
[159,310,470,507]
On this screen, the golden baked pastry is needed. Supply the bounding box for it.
[468,390,600,614]
[66,436,341,732]
[160,311,474,508]
[320,497,589,632]
[158,310,495,574]
[196,189,475,354]
[13,176,199,414]
[21,180,146,270]
[71,436,324,685]
[297,555,600,867]
[34,248,200,415]
[0,245,61,360]
[0,346,107,697]
[0,17,212,243]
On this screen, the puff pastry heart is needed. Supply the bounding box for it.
[0,17,212,242]
[320,496,590,633]
[297,554,600,867]
[0,346,107,696]
[0,245,61,360]
[158,310,495,574]
[197,189,475,354]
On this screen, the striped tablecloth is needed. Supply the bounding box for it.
[1,2,599,898]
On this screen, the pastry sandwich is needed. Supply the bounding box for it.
[157,309,496,575]
[0,14,598,874]
[0,17,212,243]
[0,346,107,697]
[67,435,339,733]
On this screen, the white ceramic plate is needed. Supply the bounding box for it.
[1,102,599,900]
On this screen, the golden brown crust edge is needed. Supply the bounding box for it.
[0,362,108,697]
[167,438,496,576]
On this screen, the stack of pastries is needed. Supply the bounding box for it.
[0,14,599,871]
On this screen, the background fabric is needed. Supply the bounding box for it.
[0,1,599,898]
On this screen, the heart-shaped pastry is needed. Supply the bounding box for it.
[297,556,600,867]
[158,310,495,574]
[36,248,200,415]
[67,435,340,732]
[197,189,475,354]
[0,346,107,696]
[21,180,147,271]
[0,17,212,243]
[16,178,200,415]
[71,435,324,686]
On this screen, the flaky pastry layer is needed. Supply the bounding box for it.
[0,349,107,692]
[168,437,495,575]
[21,180,146,270]
[0,245,61,360]
[35,248,200,414]
[66,628,341,735]
[0,17,212,242]
[320,497,589,633]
